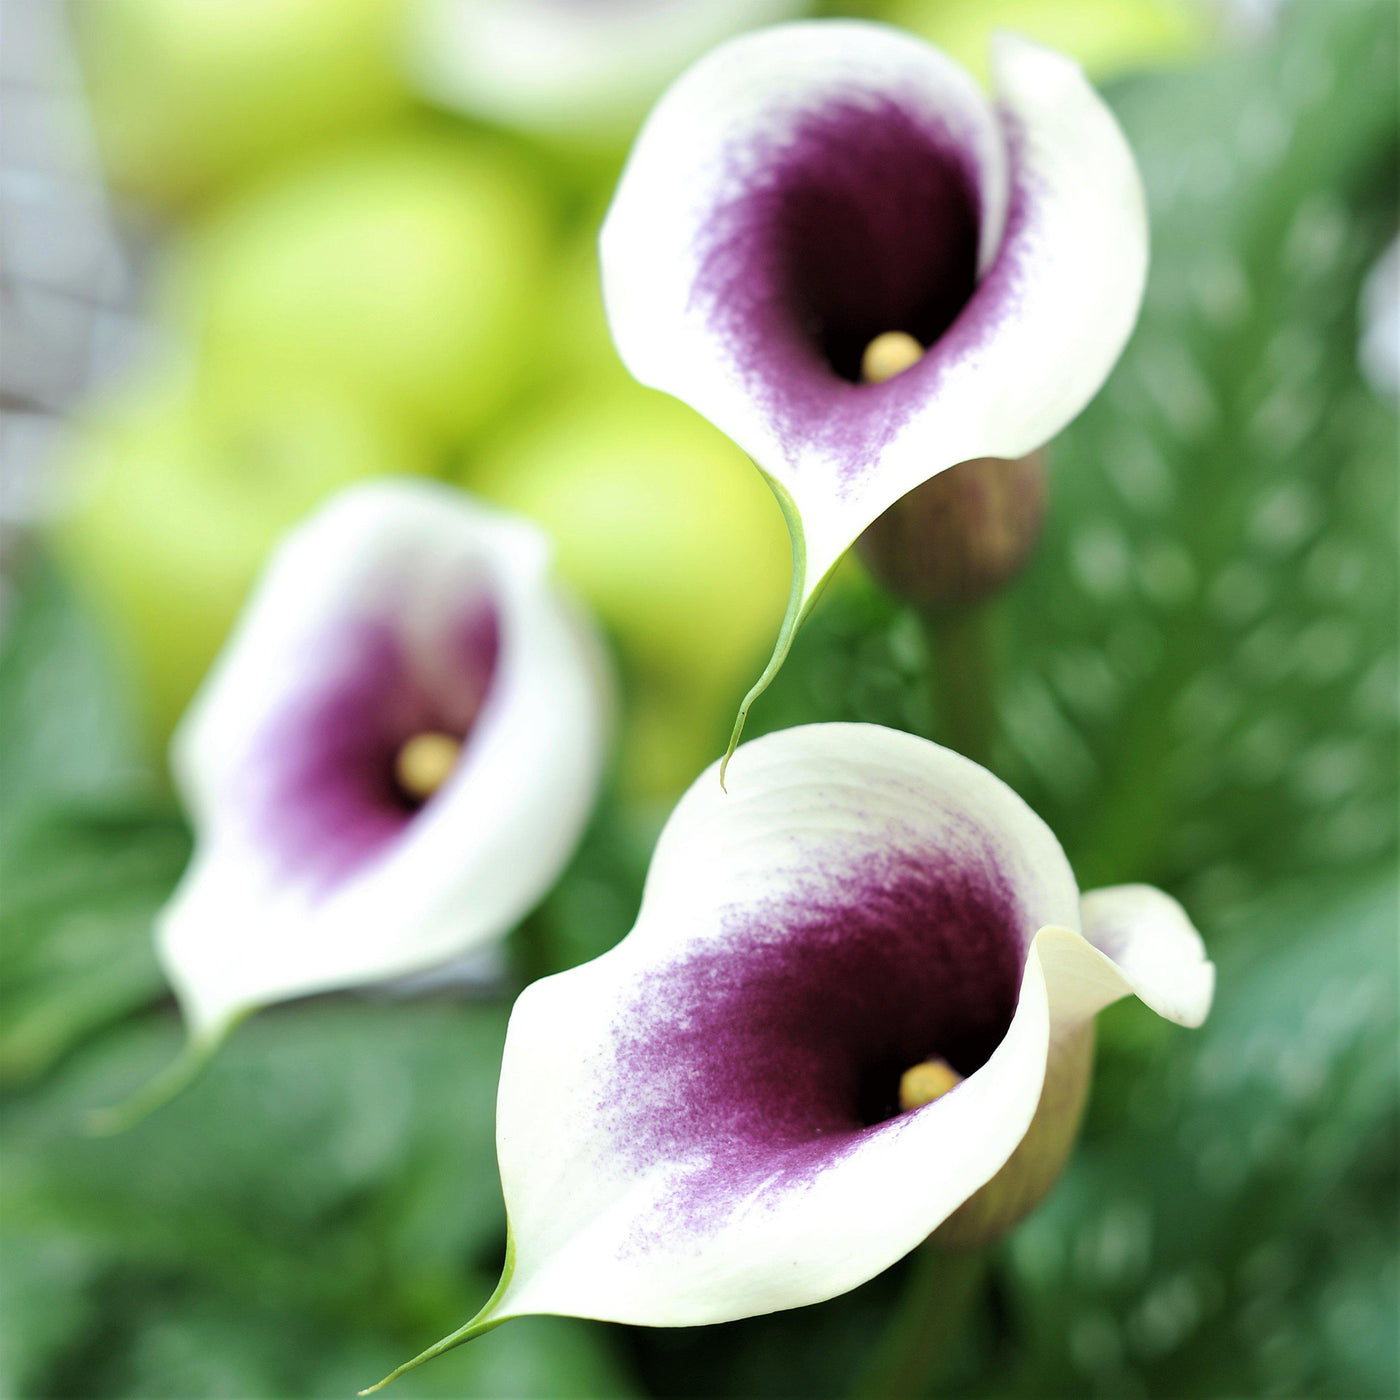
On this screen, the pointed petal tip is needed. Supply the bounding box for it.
[719,690,754,789]
[717,484,810,782]
[358,1276,514,1395]
[83,1023,232,1136]
[356,1317,502,1395]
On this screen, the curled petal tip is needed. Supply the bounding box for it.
[1080,884,1215,1028]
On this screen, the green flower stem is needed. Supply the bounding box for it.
[853,1244,988,1400]
[923,603,997,768]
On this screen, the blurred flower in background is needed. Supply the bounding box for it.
[0,0,1395,1397]
[1359,236,1399,400]
[885,0,1208,81]
[149,480,607,1057]
[408,0,809,144]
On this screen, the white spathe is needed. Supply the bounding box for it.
[371,724,1211,1387]
[408,0,808,138]
[601,23,1149,745]
[159,478,609,1041]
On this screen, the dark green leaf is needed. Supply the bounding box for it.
[1,999,639,1398]
[0,557,185,1084]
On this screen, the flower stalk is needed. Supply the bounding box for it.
[924,602,997,769]
[852,1244,988,1400]
[856,448,1047,766]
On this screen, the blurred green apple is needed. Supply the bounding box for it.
[537,206,632,391]
[160,129,554,448]
[52,367,421,741]
[73,0,413,209]
[460,379,791,795]
[882,0,1211,83]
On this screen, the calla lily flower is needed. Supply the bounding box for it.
[409,0,808,140]
[149,480,608,1062]
[367,724,1211,1387]
[600,22,1149,753]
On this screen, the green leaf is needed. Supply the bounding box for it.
[997,0,1398,901]
[1,999,639,1398]
[0,1222,104,1397]
[0,806,189,1089]
[0,557,185,1085]
[0,557,143,825]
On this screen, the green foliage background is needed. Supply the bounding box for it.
[2,2,1396,1397]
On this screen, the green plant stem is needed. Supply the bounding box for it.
[923,604,996,768]
[853,1244,987,1400]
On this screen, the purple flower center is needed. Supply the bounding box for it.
[248,600,501,890]
[694,96,984,463]
[609,849,1026,1238]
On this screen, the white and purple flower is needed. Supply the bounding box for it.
[601,22,1149,748]
[156,479,609,1045]
[368,723,1211,1387]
